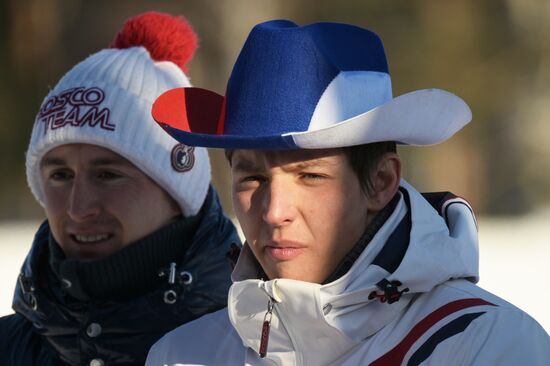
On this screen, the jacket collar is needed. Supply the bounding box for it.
[11,186,240,364]
[228,180,479,365]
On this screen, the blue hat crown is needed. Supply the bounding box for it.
[225,20,389,138]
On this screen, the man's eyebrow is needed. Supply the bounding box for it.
[286,159,334,170]
[232,158,258,173]
[40,157,65,168]
[232,156,335,173]
[88,157,129,166]
[40,156,129,168]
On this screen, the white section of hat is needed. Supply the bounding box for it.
[308,71,393,131]
[288,88,472,148]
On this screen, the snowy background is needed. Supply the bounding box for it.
[1,213,549,333]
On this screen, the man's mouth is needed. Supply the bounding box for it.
[72,234,112,243]
[265,240,306,261]
[266,247,304,259]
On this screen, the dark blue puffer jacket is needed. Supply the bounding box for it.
[0,187,241,365]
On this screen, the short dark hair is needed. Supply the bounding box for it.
[342,142,396,196]
[225,141,396,196]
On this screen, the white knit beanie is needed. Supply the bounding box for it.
[26,12,210,217]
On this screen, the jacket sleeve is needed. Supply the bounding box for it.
[145,341,162,366]
[0,313,55,365]
[428,306,550,365]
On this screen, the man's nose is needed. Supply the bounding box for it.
[261,179,297,227]
[67,177,101,222]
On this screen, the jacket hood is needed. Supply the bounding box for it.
[228,180,479,365]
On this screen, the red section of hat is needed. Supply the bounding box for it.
[152,88,190,132]
[110,11,198,73]
[184,88,225,135]
[216,89,227,135]
[152,87,225,135]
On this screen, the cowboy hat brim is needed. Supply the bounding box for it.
[152,87,471,149]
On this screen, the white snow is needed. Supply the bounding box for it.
[1,213,549,332]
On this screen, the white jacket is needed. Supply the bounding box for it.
[147,181,549,365]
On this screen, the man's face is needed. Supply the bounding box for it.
[231,148,370,283]
[40,144,181,261]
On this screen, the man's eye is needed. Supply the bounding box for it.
[98,171,121,180]
[236,175,268,189]
[301,172,326,180]
[49,171,72,181]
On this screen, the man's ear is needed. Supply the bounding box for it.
[367,153,401,212]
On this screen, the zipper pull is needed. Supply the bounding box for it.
[259,299,274,358]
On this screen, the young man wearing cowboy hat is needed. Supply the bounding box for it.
[147,20,549,365]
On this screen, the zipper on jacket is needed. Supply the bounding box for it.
[257,280,302,365]
[272,300,303,366]
[259,299,273,358]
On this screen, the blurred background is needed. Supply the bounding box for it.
[0,0,548,330]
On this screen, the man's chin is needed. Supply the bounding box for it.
[263,264,320,283]
[62,240,121,262]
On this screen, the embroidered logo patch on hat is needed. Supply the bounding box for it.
[171,144,195,172]
[38,87,114,134]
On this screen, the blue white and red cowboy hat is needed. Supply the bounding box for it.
[152,20,472,149]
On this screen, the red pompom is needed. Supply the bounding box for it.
[110,11,198,73]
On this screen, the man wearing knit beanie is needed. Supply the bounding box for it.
[0,12,240,366]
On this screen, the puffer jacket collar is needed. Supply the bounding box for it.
[228,180,479,366]
[11,186,240,365]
